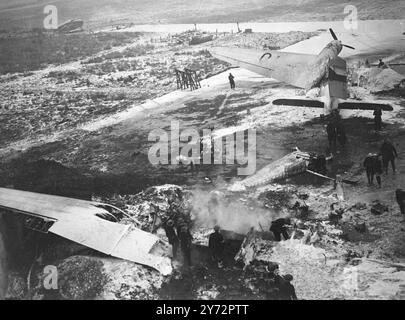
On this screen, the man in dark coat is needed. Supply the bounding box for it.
[380,139,398,174]
[272,265,298,300]
[163,220,179,258]
[228,73,235,89]
[278,274,298,300]
[363,153,383,187]
[326,121,337,149]
[270,218,291,241]
[208,226,224,266]
[178,226,193,266]
[336,122,347,147]
[373,107,382,131]
[396,189,405,216]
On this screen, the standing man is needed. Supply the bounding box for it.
[373,107,382,131]
[326,121,337,150]
[208,226,224,267]
[378,59,386,68]
[380,139,398,174]
[163,220,179,258]
[270,218,291,242]
[363,153,382,187]
[178,226,193,266]
[336,122,347,147]
[228,73,235,89]
[396,189,405,216]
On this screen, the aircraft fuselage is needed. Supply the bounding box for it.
[304,40,343,91]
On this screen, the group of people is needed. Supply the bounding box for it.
[363,138,398,188]
[161,203,193,266]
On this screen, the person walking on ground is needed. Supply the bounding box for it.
[228,73,235,89]
[378,59,386,68]
[395,189,405,216]
[363,153,383,187]
[336,122,347,147]
[380,139,398,174]
[326,121,337,150]
[163,220,179,258]
[178,226,193,266]
[373,107,382,131]
[208,226,224,267]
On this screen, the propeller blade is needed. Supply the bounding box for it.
[329,28,338,40]
[343,44,355,50]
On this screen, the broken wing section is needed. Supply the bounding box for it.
[209,46,316,88]
[338,101,393,111]
[272,98,325,108]
[49,217,172,275]
[111,227,173,276]
[0,187,109,220]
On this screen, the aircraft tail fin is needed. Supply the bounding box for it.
[272,98,324,108]
[338,101,393,111]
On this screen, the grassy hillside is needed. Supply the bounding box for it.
[0,0,403,31]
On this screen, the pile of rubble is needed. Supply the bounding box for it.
[99,185,194,236]
[353,67,405,93]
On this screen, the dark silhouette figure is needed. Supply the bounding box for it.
[380,139,398,174]
[278,274,298,300]
[163,220,179,258]
[373,107,382,131]
[208,226,224,266]
[270,218,291,241]
[396,189,405,215]
[336,122,347,147]
[326,121,337,149]
[378,59,386,68]
[228,73,235,89]
[273,266,298,300]
[178,226,192,266]
[363,153,382,187]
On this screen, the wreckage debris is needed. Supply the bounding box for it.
[371,201,389,215]
[0,187,173,275]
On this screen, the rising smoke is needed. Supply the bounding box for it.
[190,188,280,234]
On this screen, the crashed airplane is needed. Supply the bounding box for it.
[209,29,394,114]
[0,188,172,275]
[229,148,334,191]
[57,19,84,34]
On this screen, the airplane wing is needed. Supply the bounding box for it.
[0,187,172,275]
[338,101,393,111]
[273,98,393,111]
[50,217,172,275]
[209,46,317,89]
[273,98,324,108]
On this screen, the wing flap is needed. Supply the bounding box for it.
[338,101,393,111]
[273,98,324,108]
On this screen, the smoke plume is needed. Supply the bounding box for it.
[190,188,278,235]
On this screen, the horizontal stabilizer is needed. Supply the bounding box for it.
[338,101,393,111]
[273,99,324,108]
